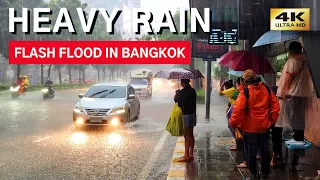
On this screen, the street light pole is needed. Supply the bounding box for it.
[205,60,212,119]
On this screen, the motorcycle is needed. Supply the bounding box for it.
[10,84,25,98]
[42,85,55,100]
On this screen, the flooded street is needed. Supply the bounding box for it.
[0,87,177,180]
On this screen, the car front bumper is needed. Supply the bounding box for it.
[73,111,127,126]
[135,89,150,97]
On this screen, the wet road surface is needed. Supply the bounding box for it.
[0,87,177,180]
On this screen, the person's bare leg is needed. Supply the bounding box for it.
[184,135,189,157]
[178,134,190,162]
[189,127,195,158]
[178,130,191,162]
[185,129,190,158]
[271,152,277,167]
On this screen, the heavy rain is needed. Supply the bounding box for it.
[0,0,320,180]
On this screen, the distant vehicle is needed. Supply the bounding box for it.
[42,84,55,100]
[168,79,180,89]
[129,69,153,98]
[10,84,25,98]
[73,83,140,128]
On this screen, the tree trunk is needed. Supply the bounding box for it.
[82,69,86,84]
[103,70,106,81]
[47,64,52,79]
[58,67,62,84]
[97,69,100,82]
[68,67,72,84]
[109,71,112,81]
[78,67,81,84]
[41,64,44,85]
[16,65,21,80]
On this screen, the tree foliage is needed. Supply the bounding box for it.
[157,9,191,41]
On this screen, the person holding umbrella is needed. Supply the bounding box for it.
[176,79,197,162]
[154,68,202,162]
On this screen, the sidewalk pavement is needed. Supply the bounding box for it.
[167,84,320,180]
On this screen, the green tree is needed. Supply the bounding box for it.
[54,65,64,84]
[101,65,108,81]
[108,65,117,80]
[0,0,47,80]
[66,65,75,84]
[157,9,191,41]
[92,65,101,82]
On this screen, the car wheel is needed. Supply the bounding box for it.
[135,105,140,120]
[127,110,131,122]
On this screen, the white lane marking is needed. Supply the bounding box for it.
[137,132,169,179]
[33,136,52,143]
[227,147,245,179]
[29,109,43,113]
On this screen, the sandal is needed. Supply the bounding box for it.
[237,163,247,168]
[230,145,237,151]
[177,156,191,162]
[270,162,278,168]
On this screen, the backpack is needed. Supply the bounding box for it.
[232,90,240,100]
[243,83,271,100]
[243,84,271,111]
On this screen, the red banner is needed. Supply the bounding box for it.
[9,41,191,64]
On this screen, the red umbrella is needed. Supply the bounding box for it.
[219,50,275,74]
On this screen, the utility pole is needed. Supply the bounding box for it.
[205,60,212,119]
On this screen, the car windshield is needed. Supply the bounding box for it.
[84,86,126,98]
[129,79,148,85]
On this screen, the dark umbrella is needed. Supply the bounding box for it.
[185,69,204,78]
[218,50,275,74]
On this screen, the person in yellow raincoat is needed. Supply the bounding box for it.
[23,76,29,91]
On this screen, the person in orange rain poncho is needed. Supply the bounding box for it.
[230,69,280,180]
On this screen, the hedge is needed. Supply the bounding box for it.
[0,84,93,92]
[196,89,205,104]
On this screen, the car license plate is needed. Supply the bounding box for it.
[90,117,103,123]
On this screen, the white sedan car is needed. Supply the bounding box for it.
[73,83,140,127]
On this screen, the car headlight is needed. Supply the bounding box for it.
[73,105,83,113]
[10,86,20,92]
[111,106,126,114]
[42,89,49,93]
[153,79,162,85]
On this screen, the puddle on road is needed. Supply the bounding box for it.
[120,120,164,134]
[215,137,235,147]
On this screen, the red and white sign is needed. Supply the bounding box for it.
[9,41,190,64]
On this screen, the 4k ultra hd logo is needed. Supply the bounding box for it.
[270,8,310,31]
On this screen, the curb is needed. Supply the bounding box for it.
[167,137,186,180]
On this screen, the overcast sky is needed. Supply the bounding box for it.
[139,0,189,33]
[141,0,189,19]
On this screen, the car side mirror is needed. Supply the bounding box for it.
[78,94,84,98]
[128,94,135,99]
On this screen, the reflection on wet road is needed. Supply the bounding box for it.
[0,87,177,179]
